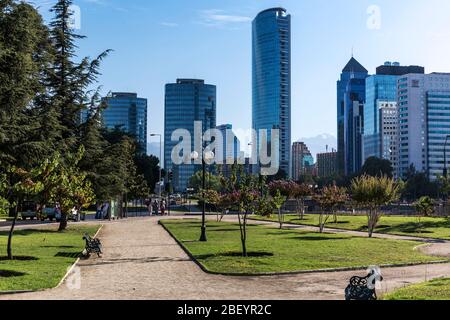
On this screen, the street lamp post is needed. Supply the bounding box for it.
[191,150,214,242]
[150,134,162,200]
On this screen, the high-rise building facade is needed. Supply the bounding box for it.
[216,124,241,178]
[379,101,399,177]
[317,151,338,178]
[252,7,291,177]
[344,78,366,175]
[398,73,450,180]
[101,92,148,153]
[164,79,217,192]
[291,142,314,181]
[337,57,368,175]
[363,62,424,176]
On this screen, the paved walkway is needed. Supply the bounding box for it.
[1,217,450,300]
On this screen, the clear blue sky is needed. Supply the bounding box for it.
[33,0,450,146]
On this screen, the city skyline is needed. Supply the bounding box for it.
[32,0,450,151]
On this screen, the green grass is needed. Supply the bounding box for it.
[0,225,100,292]
[252,214,450,240]
[384,278,450,300]
[161,219,441,275]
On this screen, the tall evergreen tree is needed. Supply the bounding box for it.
[0,0,53,167]
[47,0,110,152]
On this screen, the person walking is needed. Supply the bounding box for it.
[153,200,159,216]
[160,200,166,216]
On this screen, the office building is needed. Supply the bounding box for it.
[337,57,368,175]
[252,7,291,177]
[164,79,217,192]
[344,78,366,175]
[398,73,450,180]
[317,151,338,178]
[100,92,148,153]
[364,62,424,177]
[292,142,314,181]
[216,124,241,178]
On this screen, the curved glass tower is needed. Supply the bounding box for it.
[252,7,291,177]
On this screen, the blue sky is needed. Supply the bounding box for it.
[32,0,450,151]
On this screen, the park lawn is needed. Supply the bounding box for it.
[161,219,441,275]
[0,225,100,292]
[384,278,450,300]
[251,214,450,240]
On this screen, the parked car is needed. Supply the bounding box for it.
[39,207,57,222]
[20,201,37,220]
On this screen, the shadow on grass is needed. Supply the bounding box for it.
[0,229,59,237]
[0,256,39,261]
[0,270,27,278]
[375,221,449,235]
[196,252,274,260]
[42,245,77,249]
[55,252,82,258]
[290,236,350,241]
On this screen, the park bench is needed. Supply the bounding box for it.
[83,234,103,258]
[345,270,383,300]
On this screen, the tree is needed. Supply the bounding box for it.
[35,147,95,231]
[292,183,313,220]
[47,0,110,153]
[272,190,287,229]
[0,0,54,168]
[268,180,292,228]
[135,154,163,193]
[361,157,394,178]
[351,175,401,238]
[189,171,222,193]
[314,185,348,233]
[414,196,434,229]
[3,166,44,259]
[402,165,438,200]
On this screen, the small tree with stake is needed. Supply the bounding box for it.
[314,185,348,233]
[413,196,435,231]
[351,175,401,238]
[292,183,313,220]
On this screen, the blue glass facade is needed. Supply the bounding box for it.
[252,8,291,177]
[337,57,368,175]
[427,92,450,179]
[364,75,398,159]
[101,92,148,153]
[344,79,366,175]
[164,79,216,192]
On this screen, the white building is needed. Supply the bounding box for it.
[398,73,450,180]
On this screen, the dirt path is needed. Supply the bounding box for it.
[1,217,449,300]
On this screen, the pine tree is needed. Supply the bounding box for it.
[47,0,110,152]
[0,0,53,167]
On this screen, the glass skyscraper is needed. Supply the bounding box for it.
[364,63,424,168]
[252,7,291,177]
[101,92,148,153]
[164,79,216,192]
[337,57,368,175]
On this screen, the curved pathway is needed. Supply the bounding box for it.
[1,216,449,300]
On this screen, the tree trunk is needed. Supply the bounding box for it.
[58,212,68,231]
[238,212,248,257]
[278,208,284,229]
[7,204,19,260]
[301,199,306,220]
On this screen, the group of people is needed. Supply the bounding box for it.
[146,199,169,216]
